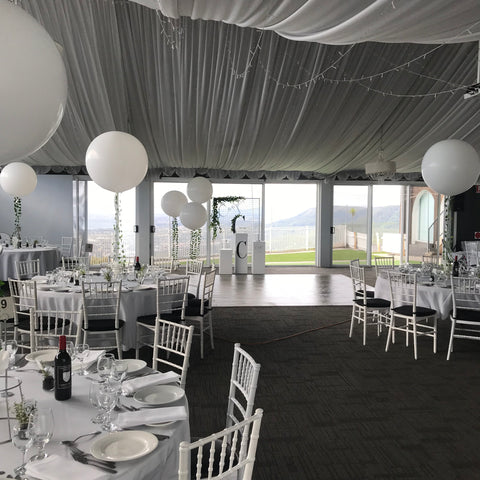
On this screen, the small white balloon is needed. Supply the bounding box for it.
[0,0,68,163]
[422,139,480,196]
[85,131,148,193]
[161,190,188,217]
[187,177,213,203]
[0,162,37,197]
[179,202,208,230]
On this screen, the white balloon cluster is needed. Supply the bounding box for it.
[422,139,480,196]
[161,177,212,230]
[0,162,37,197]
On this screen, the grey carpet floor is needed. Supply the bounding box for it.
[178,305,480,480]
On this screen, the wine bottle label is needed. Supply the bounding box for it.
[55,366,71,389]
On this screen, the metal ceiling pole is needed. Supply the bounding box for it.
[366,185,373,266]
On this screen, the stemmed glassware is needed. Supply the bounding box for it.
[111,360,128,382]
[75,343,90,375]
[97,353,115,380]
[11,423,32,478]
[97,382,119,432]
[89,380,106,424]
[27,407,54,461]
[2,339,18,370]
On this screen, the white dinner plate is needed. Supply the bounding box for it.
[25,349,57,364]
[134,385,185,406]
[90,431,158,462]
[36,284,51,291]
[116,359,146,373]
[48,285,70,292]
[134,284,155,291]
[146,420,176,428]
[32,275,48,284]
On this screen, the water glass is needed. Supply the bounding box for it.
[11,423,32,477]
[66,341,76,359]
[97,383,119,432]
[111,360,128,382]
[75,344,90,375]
[2,339,18,370]
[27,407,54,461]
[89,380,106,424]
[97,353,115,380]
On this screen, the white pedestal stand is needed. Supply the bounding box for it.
[219,249,233,274]
[252,241,265,274]
[234,233,248,274]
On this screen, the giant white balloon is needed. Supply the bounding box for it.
[0,0,67,163]
[422,139,480,196]
[0,162,37,197]
[161,190,188,217]
[180,202,208,230]
[85,131,148,193]
[187,177,213,203]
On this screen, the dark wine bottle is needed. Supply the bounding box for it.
[54,335,71,401]
[134,256,141,271]
[452,255,460,277]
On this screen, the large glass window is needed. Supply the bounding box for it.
[333,186,368,265]
[87,182,136,266]
[371,185,402,264]
[265,184,316,265]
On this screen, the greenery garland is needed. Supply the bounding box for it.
[112,193,126,267]
[12,196,22,241]
[210,196,245,240]
[189,229,201,260]
[171,217,179,263]
[231,214,245,234]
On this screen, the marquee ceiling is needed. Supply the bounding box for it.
[13,0,480,181]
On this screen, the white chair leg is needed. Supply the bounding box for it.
[446,319,456,360]
[199,318,204,359]
[208,317,214,350]
[413,321,418,360]
[116,330,122,359]
[135,324,140,359]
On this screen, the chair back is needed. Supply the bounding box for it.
[198,269,216,315]
[388,271,418,312]
[62,256,90,271]
[462,241,480,267]
[156,276,190,319]
[349,263,366,300]
[186,259,204,298]
[422,254,440,265]
[178,409,263,480]
[451,276,480,317]
[151,256,174,272]
[32,307,81,350]
[374,256,395,276]
[61,236,73,257]
[81,280,122,329]
[15,259,40,279]
[8,278,37,351]
[227,343,261,429]
[153,319,193,389]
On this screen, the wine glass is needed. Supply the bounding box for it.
[97,383,119,432]
[66,341,76,359]
[89,380,106,424]
[27,407,54,461]
[111,360,128,382]
[11,423,32,478]
[75,344,89,376]
[2,339,18,370]
[97,353,115,380]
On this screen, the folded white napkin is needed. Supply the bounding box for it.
[0,350,9,374]
[122,371,180,395]
[25,454,109,480]
[116,405,187,428]
[72,349,105,371]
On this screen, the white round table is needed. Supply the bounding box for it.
[0,247,61,281]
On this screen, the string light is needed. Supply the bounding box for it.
[154,1,184,50]
[227,30,264,79]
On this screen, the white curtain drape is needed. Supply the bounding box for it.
[13,0,480,180]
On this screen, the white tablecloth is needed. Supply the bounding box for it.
[0,369,189,480]
[0,247,61,280]
[36,285,157,350]
[375,275,453,320]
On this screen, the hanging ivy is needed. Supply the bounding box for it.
[12,196,22,241]
[171,217,179,263]
[112,193,126,267]
[210,196,245,240]
[189,229,202,260]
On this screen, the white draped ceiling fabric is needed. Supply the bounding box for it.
[13,0,480,181]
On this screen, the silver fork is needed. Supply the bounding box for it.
[70,451,117,474]
[68,444,116,468]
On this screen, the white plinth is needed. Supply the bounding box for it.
[219,249,233,274]
[252,241,265,274]
[234,233,248,274]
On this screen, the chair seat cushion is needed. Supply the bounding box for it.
[393,305,436,317]
[353,298,390,308]
[186,298,210,316]
[355,290,375,298]
[453,308,480,322]
[136,314,156,326]
[136,311,183,326]
[84,319,125,331]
